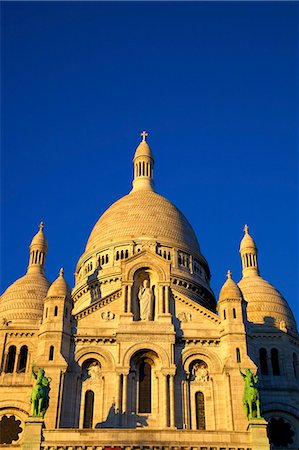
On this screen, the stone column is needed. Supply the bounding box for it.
[159,285,164,315]
[164,286,169,314]
[127,285,132,313]
[164,374,168,427]
[115,373,121,423]
[122,286,127,313]
[122,373,128,426]
[169,374,175,428]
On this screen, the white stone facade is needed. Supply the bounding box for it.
[0,135,298,450]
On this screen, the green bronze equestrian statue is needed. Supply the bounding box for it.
[30,363,52,418]
[239,367,261,420]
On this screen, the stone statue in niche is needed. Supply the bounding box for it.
[138,280,154,321]
[192,362,209,382]
[87,362,101,380]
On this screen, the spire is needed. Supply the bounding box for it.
[27,222,48,274]
[131,131,155,192]
[239,224,259,277]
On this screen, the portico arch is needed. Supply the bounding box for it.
[75,347,115,372]
[122,342,170,368]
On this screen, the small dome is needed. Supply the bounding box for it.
[0,272,50,324]
[30,222,48,251]
[47,268,70,297]
[219,270,243,302]
[238,275,297,332]
[134,140,153,159]
[134,131,153,159]
[239,225,257,252]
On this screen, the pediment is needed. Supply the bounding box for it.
[171,288,220,328]
[75,288,122,322]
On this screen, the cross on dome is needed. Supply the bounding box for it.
[39,222,44,231]
[140,131,148,141]
[244,224,249,234]
[227,269,232,279]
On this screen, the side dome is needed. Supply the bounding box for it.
[47,268,70,297]
[86,190,201,256]
[0,273,50,324]
[0,224,50,325]
[238,276,297,332]
[238,225,297,333]
[219,270,243,302]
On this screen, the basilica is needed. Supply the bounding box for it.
[0,134,298,450]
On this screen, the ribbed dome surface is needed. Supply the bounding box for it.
[47,270,70,297]
[238,275,297,332]
[0,273,50,323]
[219,275,242,302]
[86,190,201,255]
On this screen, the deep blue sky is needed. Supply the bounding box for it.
[1,2,298,324]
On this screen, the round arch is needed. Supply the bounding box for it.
[182,348,223,374]
[75,347,115,371]
[126,259,168,283]
[122,342,171,368]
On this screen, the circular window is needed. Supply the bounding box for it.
[267,417,294,447]
[0,415,23,445]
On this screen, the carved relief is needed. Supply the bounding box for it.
[101,311,115,321]
[178,312,192,322]
[191,361,209,383]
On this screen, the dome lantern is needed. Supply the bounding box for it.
[27,222,48,274]
[239,225,259,277]
[131,131,155,192]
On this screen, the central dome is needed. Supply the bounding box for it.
[86,190,201,256]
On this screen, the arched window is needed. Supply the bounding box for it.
[223,309,226,320]
[105,254,109,264]
[116,251,119,261]
[45,307,48,318]
[49,345,54,361]
[54,306,58,317]
[233,308,237,319]
[195,391,205,430]
[65,307,68,318]
[125,249,129,258]
[17,345,28,373]
[259,348,268,375]
[292,353,298,379]
[138,361,151,413]
[271,348,280,375]
[236,347,241,363]
[83,390,94,428]
[5,346,16,373]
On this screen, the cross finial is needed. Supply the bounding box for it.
[140,131,148,142]
[59,268,64,277]
[227,269,232,279]
[39,222,44,231]
[244,224,249,234]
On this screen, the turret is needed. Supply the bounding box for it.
[218,270,247,364]
[39,268,72,363]
[239,225,259,277]
[27,222,48,274]
[131,131,154,192]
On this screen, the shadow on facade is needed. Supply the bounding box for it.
[95,402,148,428]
